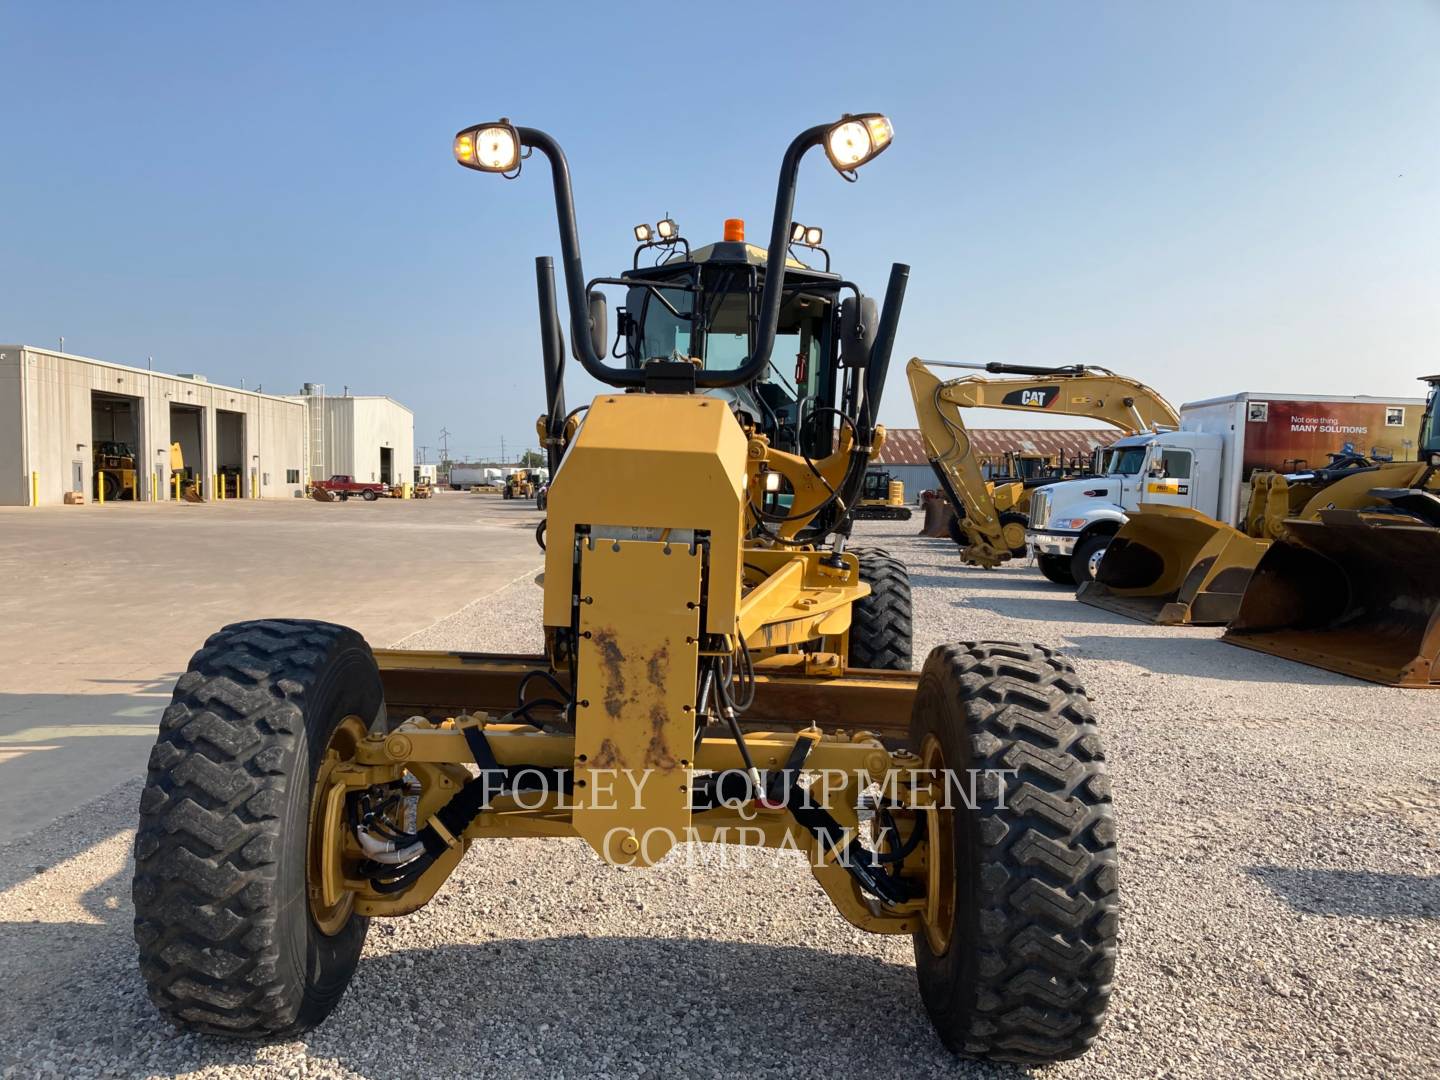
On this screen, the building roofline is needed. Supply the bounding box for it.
[3,344,302,406]
[284,393,414,414]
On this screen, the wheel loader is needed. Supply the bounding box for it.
[1223,375,1440,687]
[907,357,1178,568]
[1076,391,1426,626]
[94,440,138,502]
[132,114,1118,1062]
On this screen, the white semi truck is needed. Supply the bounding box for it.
[1025,391,1424,585]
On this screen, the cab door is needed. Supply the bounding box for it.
[1142,447,1196,509]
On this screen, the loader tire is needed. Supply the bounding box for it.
[910,642,1117,1063]
[133,619,384,1038]
[848,547,913,670]
[1037,554,1076,586]
[998,511,1030,559]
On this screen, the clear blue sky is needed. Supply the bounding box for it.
[3,2,1437,462]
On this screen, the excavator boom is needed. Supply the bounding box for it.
[907,357,1179,567]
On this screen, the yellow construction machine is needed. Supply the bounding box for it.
[907,358,1178,566]
[852,469,911,520]
[1223,375,1440,687]
[94,441,138,501]
[1076,391,1426,625]
[132,115,1117,1062]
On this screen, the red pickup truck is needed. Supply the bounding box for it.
[313,475,388,501]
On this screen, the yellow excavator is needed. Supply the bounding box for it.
[1223,375,1440,688]
[907,358,1179,567]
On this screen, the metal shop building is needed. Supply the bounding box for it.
[293,384,414,488]
[1,345,414,506]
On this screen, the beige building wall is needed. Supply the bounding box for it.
[0,345,308,506]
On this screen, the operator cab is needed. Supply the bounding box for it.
[607,222,856,461]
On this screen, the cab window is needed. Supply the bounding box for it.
[1157,449,1192,479]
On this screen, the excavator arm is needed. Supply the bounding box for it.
[907,357,1179,567]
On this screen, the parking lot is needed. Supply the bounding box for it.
[0,493,541,834]
[1,504,1437,1078]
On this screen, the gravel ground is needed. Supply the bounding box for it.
[2,518,1438,1079]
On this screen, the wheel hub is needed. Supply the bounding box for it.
[919,733,955,956]
[307,714,368,935]
[1087,544,1108,580]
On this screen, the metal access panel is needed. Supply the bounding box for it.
[572,537,700,867]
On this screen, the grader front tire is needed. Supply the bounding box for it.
[910,642,1118,1063]
[132,619,384,1038]
[848,547,913,670]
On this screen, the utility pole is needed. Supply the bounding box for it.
[418,445,429,465]
[500,436,506,465]
[438,428,451,465]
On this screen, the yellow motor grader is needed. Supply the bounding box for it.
[907,358,1178,567]
[131,115,1118,1062]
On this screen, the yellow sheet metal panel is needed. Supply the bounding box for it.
[542,394,747,635]
[573,538,701,865]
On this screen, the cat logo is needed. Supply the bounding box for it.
[1001,386,1059,409]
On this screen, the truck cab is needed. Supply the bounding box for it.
[1026,429,1223,584]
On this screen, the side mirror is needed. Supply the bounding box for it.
[587,293,608,360]
[839,295,877,367]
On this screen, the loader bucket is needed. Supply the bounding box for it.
[919,493,955,538]
[311,487,337,503]
[1223,510,1440,688]
[1077,504,1268,626]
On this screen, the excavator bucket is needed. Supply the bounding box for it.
[1223,509,1440,688]
[1077,504,1268,626]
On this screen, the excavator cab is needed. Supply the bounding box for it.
[1224,376,1440,687]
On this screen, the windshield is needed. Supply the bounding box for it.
[634,285,694,362]
[1102,445,1149,476]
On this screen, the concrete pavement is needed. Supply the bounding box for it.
[0,491,543,835]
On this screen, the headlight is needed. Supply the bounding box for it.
[764,471,782,492]
[454,120,521,173]
[824,113,894,173]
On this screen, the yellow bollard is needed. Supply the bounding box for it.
[31,472,38,507]
[174,474,180,501]
[97,472,104,506]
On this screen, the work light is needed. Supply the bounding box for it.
[823,114,894,173]
[634,223,653,242]
[790,223,824,247]
[453,120,521,173]
[656,218,678,240]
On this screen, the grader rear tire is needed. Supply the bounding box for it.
[133,619,384,1037]
[910,642,1117,1063]
[848,547,913,670]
